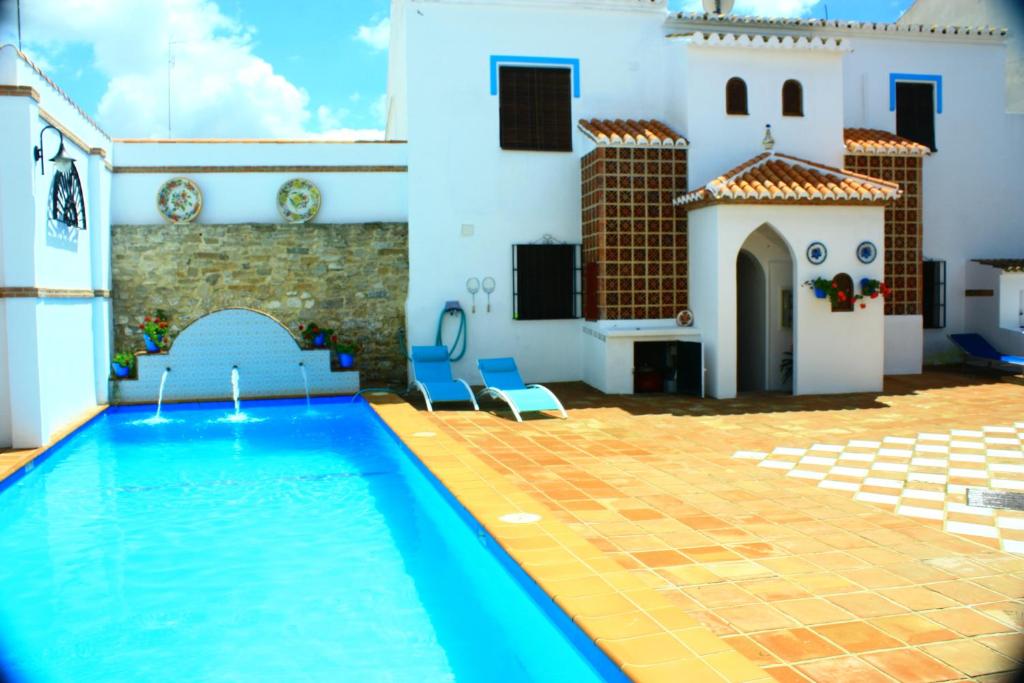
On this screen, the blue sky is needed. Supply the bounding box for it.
[10,0,914,139]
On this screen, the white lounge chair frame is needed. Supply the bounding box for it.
[476,384,567,422]
[412,378,479,413]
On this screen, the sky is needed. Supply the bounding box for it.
[0,0,916,140]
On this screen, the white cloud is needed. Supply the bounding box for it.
[20,0,383,139]
[355,18,390,51]
[680,0,820,17]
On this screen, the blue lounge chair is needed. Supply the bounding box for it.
[410,346,479,413]
[949,333,1024,371]
[477,357,567,422]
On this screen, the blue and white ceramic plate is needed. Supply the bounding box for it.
[857,241,878,264]
[806,241,827,265]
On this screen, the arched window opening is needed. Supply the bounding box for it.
[831,273,855,312]
[782,79,803,117]
[726,77,748,115]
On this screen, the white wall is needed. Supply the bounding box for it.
[884,315,924,374]
[842,36,1024,361]
[964,263,1024,358]
[0,45,113,448]
[681,43,846,189]
[403,1,671,383]
[690,203,885,398]
[111,141,408,225]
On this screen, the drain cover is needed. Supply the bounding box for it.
[967,488,1024,512]
[499,513,542,524]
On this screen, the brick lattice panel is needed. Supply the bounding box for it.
[581,147,688,320]
[844,155,923,315]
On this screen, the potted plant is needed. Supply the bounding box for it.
[805,277,832,300]
[111,351,135,378]
[331,337,359,369]
[804,278,862,308]
[138,310,170,352]
[860,278,892,300]
[298,322,334,349]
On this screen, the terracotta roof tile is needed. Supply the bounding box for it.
[844,128,931,156]
[974,259,1024,272]
[578,119,688,148]
[675,152,901,206]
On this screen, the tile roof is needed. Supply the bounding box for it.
[578,119,688,148]
[667,12,1008,41]
[844,128,931,156]
[672,31,847,51]
[675,152,901,207]
[974,259,1024,272]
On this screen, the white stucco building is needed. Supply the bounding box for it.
[1,0,1022,448]
[387,0,1024,399]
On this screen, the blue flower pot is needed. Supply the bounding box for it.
[143,334,161,353]
[313,333,326,348]
[111,362,130,378]
[813,287,827,299]
[338,352,355,369]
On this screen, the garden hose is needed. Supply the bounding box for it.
[435,307,468,361]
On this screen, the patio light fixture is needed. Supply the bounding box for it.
[33,124,87,230]
[33,124,75,176]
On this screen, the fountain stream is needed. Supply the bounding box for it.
[155,368,170,420]
[299,363,311,411]
[231,366,241,416]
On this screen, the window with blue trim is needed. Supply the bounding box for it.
[896,82,936,151]
[498,66,572,152]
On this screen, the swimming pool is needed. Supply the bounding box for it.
[0,398,627,682]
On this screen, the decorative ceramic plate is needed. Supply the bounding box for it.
[675,309,694,327]
[277,178,321,223]
[156,177,202,224]
[857,241,878,264]
[806,241,828,265]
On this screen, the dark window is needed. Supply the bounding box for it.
[923,260,946,328]
[726,77,748,115]
[896,82,936,151]
[782,79,803,116]
[499,66,572,152]
[513,244,581,320]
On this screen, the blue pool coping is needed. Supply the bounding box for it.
[0,396,630,682]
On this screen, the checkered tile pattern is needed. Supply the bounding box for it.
[734,423,1024,554]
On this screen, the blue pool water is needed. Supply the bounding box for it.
[0,399,626,682]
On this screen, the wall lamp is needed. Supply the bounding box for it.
[33,124,76,176]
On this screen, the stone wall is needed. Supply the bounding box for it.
[111,223,408,386]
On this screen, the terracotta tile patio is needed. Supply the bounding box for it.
[384,367,1024,682]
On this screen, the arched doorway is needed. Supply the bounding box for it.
[736,250,766,391]
[736,225,794,393]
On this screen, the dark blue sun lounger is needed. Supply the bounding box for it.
[949,333,1024,371]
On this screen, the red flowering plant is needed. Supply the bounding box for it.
[138,309,171,350]
[860,278,892,300]
[804,278,860,307]
[297,322,334,348]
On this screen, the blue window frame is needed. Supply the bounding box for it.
[490,56,581,98]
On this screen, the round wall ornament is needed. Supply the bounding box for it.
[156,177,202,224]
[806,241,828,265]
[277,178,321,223]
[675,309,694,327]
[856,241,878,264]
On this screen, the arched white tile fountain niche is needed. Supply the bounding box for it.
[114,308,358,404]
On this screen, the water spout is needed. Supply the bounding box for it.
[231,366,241,416]
[155,367,170,419]
[299,362,311,411]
